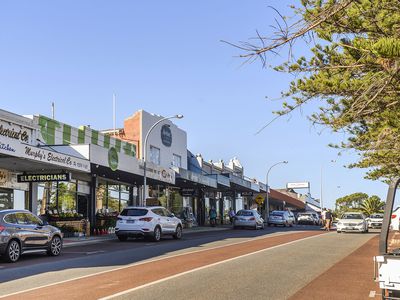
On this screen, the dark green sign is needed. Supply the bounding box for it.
[108,147,119,171]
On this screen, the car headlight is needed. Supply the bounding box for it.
[337,222,342,226]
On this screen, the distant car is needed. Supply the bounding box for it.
[268,210,294,227]
[233,210,264,230]
[0,209,63,263]
[390,207,400,231]
[336,212,368,233]
[367,213,384,229]
[115,206,183,242]
[297,213,317,225]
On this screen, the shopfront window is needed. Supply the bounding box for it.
[96,182,132,213]
[0,188,13,210]
[58,182,77,212]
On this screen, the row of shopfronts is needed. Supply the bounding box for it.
[0,108,307,234]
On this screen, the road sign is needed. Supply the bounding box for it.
[255,195,264,205]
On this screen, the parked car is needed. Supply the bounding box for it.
[0,209,63,263]
[336,212,368,233]
[312,213,323,226]
[233,210,264,230]
[297,212,318,225]
[115,206,183,242]
[366,213,384,229]
[390,206,400,231]
[268,210,294,227]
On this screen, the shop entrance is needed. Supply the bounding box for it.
[77,194,89,217]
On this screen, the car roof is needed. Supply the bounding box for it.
[122,206,163,209]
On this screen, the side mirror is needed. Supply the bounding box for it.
[170,213,175,218]
[40,220,49,226]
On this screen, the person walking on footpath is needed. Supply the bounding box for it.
[228,208,235,224]
[209,206,217,227]
[325,209,333,231]
[321,208,327,230]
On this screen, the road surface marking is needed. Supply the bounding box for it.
[97,233,323,299]
[0,231,321,299]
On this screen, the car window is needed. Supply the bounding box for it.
[342,214,363,219]
[15,213,30,225]
[370,214,383,218]
[152,208,165,216]
[236,210,253,216]
[162,208,173,217]
[4,213,18,224]
[24,213,42,225]
[120,208,148,216]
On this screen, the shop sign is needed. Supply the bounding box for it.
[222,191,235,198]
[181,188,198,197]
[0,135,90,173]
[0,122,30,142]
[161,124,172,147]
[17,172,71,183]
[241,191,253,197]
[287,182,310,189]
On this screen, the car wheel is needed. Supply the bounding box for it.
[254,224,258,230]
[5,240,20,263]
[117,235,128,242]
[47,235,62,256]
[337,230,341,233]
[152,226,161,242]
[173,225,182,240]
[233,226,238,229]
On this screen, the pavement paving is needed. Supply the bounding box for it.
[63,225,231,247]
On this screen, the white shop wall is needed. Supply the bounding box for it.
[141,111,187,170]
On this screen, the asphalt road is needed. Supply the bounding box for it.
[0,226,377,299]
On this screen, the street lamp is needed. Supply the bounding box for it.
[265,161,288,221]
[141,114,184,206]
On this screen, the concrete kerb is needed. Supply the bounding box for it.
[63,226,231,248]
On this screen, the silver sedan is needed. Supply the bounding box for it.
[233,210,264,230]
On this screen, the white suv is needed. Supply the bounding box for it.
[115,206,183,242]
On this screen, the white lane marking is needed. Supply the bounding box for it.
[0,230,312,299]
[98,233,324,300]
[86,251,105,255]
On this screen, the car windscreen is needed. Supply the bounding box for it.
[342,214,363,219]
[236,210,253,216]
[120,209,148,216]
[370,214,383,218]
[298,213,312,216]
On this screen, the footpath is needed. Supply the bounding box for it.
[290,235,381,300]
[62,225,231,247]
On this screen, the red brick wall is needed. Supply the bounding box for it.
[122,111,141,158]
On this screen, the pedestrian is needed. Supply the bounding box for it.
[321,208,327,230]
[325,209,333,231]
[228,208,235,224]
[209,206,217,227]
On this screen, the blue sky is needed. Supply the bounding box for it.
[0,1,388,208]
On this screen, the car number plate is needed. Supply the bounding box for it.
[127,220,135,223]
[345,227,354,230]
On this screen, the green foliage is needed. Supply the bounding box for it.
[360,195,385,215]
[335,192,383,216]
[247,0,400,181]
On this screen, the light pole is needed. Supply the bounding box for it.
[141,114,184,206]
[265,161,288,221]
